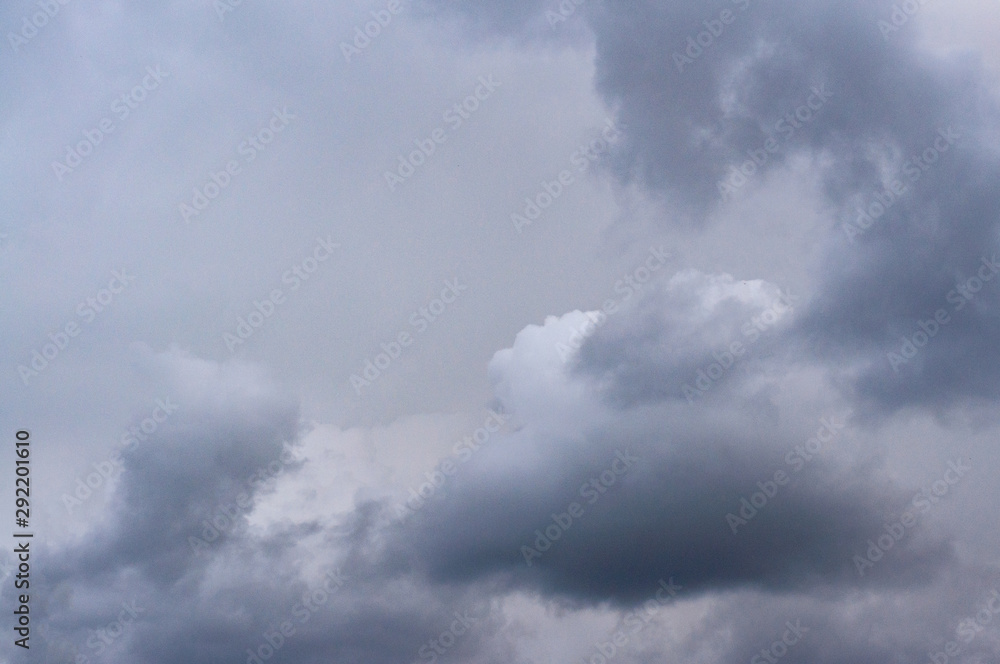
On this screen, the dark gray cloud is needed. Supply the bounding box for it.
[800,143,1000,414]
[9,349,511,664]
[422,0,1000,415]
[41,346,303,584]
[586,0,975,213]
[368,291,956,608]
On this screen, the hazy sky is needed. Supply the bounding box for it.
[2,1,1000,663]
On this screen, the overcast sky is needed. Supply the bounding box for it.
[2,1,1000,663]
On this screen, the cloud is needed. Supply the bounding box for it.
[370,274,955,608]
[569,269,797,408]
[421,0,1000,415]
[17,348,514,664]
[41,345,302,583]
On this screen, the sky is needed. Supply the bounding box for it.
[2,0,1000,663]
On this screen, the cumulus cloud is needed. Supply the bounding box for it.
[370,273,958,610]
